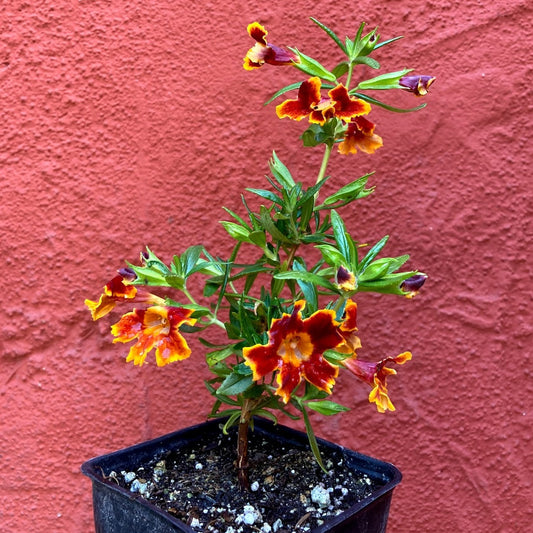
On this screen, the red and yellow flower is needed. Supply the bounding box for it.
[85,276,138,320]
[343,352,412,412]
[85,275,164,320]
[111,306,196,367]
[243,301,343,403]
[276,77,371,126]
[336,299,362,355]
[243,22,299,70]
[338,116,383,155]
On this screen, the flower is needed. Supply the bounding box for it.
[111,306,196,367]
[276,77,335,124]
[338,116,383,155]
[343,352,412,412]
[337,300,362,355]
[276,78,371,126]
[85,275,138,320]
[336,266,357,292]
[399,75,436,96]
[243,22,299,70]
[243,301,343,403]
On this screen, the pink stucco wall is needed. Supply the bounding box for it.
[1,1,532,531]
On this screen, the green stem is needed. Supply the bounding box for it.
[316,143,333,186]
[345,62,355,90]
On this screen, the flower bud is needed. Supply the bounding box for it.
[117,267,137,281]
[400,274,427,298]
[399,75,436,96]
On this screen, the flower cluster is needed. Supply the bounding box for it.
[87,18,434,485]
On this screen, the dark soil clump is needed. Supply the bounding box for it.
[110,425,383,532]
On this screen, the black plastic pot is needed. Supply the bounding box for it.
[82,417,401,533]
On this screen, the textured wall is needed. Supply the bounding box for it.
[1,0,532,531]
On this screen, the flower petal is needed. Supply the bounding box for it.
[276,77,325,122]
[329,85,371,121]
[338,116,383,155]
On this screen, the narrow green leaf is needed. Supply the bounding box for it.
[222,207,252,231]
[300,402,327,472]
[206,346,235,367]
[293,259,318,312]
[269,152,295,189]
[220,221,251,243]
[374,35,404,50]
[358,236,389,273]
[260,206,293,243]
[310,17,347,54]
[307,400,350,416]
[332,61,349,79]
[330,210,351,264]
[322,173,373,205]
[264,82,302,106]
[274,270,336,291]
[246,188,283,205]
[290,48,337,82]
[353,91,428,113]
[181,245,203,278]
[352,56,380,69]
[355,69,413,91]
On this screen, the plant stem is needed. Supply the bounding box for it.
[345,62,354,91]
[316,143,333,186]
[237,399,253,490]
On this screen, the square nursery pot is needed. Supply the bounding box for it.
[82,417,401,533]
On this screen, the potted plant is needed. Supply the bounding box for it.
[83,17,434,533]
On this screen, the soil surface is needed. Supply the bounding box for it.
[108,426,383,532]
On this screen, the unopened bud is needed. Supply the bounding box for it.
[399,75,436,96]
[118,267,137,281]
[400,274,427,298]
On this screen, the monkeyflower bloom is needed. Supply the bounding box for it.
[111,306,196,367]
[343,352,412,412]
[276,77,370,125]
[243,301,343,403]
[336,299,362,355]
[338,116,383,155]
[85,274,165,320]
[243,22,299,70]
[399,75,436,96]
[336,266,357,292]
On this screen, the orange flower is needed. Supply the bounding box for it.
[243,301,343,403]
[276,77,334,125]
[338,116,383,155]
[343,352,412,412]
[85,276,138,320]
[276,79,371,126]
[243,22,299,70]
[111,306,196,367]
[336,299,362,354]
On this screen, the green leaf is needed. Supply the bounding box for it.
[316,244,346,267]
[353,91,428,113]
[222,207,252,231]
[355,69,413,91]
[357,271,419,294]
[374,35,403,50]
[274,270,336,291]
[306,400,350,416]
[331,61,349,79]
[246,188,283,205]
[321,173,374,206]
[180,245,204,278]
[293,259,318,312]
[310,18,347,54]
[289,48,337,82]
[264,82,302,106]
[330,210,352,264]
[220,221,251,243]
[358,235,389,272]
[269,152,295,189]
[299,402,327,472]
[352,56,380,69]
[260,206,293,243]
[206,346,235,367]
[217,370,253,397]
